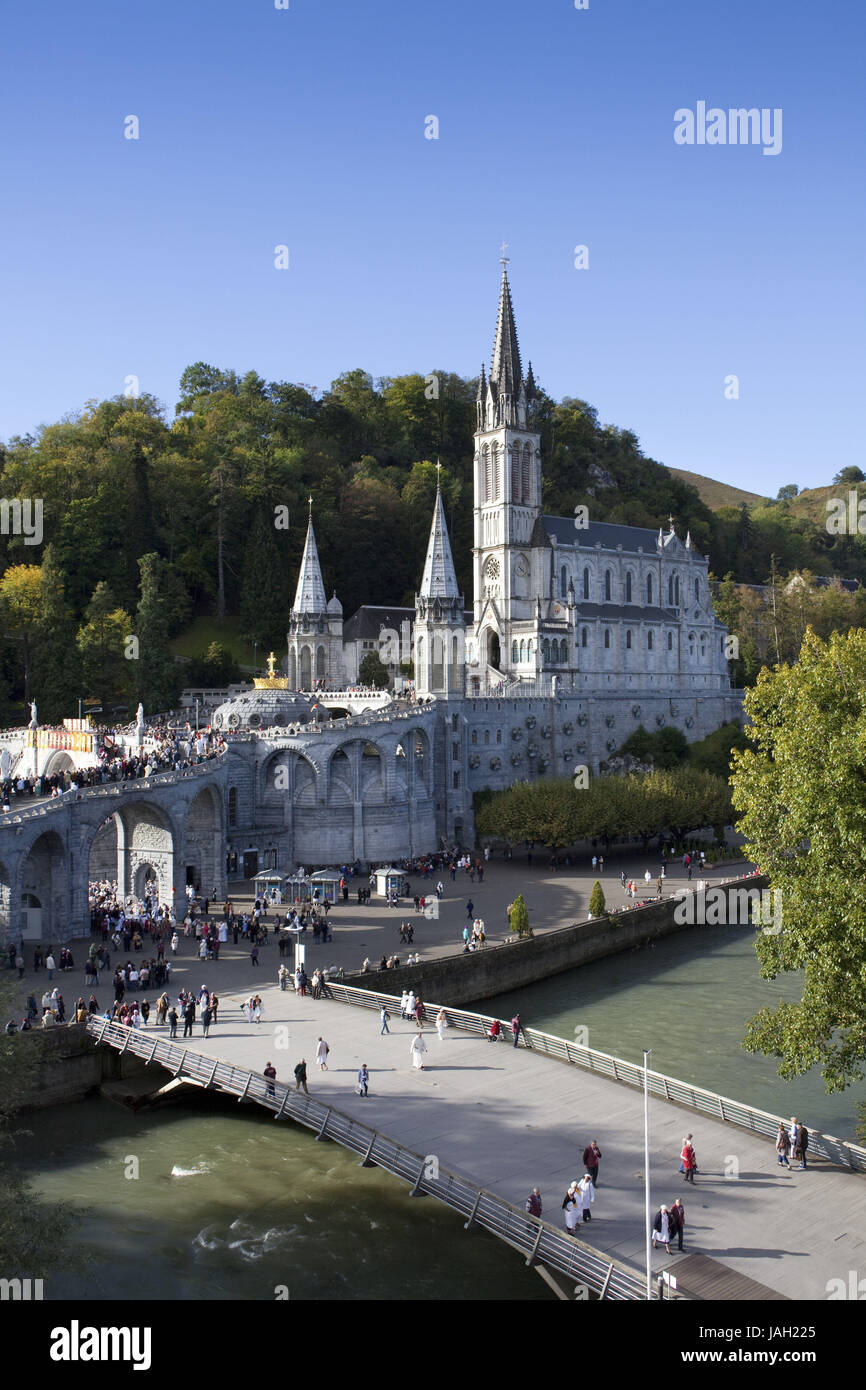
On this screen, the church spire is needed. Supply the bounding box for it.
[491,261,523,396]
[419,483,460,602]
[292,502,328,614]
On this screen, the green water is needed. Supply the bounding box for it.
[480,925,865,1141]
[14,1095,552,1301]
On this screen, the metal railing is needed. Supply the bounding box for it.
[320,984,866,1174]
[86,1016,646,1300]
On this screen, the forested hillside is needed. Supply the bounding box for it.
[1,364,864,720]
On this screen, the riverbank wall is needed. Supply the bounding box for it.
[345,873,768,1007]
[8,1025,150,1112]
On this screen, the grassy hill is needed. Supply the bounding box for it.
[667,468,767,512]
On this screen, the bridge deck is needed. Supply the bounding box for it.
[92,985,866,1301]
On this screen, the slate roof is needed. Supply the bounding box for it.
[543,515,705,560]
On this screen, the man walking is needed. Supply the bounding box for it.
[183,1000,195,1038]
[525,1187,543,1219]
[379,1004,390,1034]
[511,1013,525,1049]
[669,1197,685,1251]
[264,1061,277,1098]
[582,1140,602,1186]
[250,943,259,967]
[357,1064,369,1097]
[294,1058,309,1095]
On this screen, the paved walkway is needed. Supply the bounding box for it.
[159,982,864,1301]
[4,851,752,1019]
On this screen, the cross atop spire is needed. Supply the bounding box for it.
[419,485,460,602]
[499,240,509,264]
[292,508,328,614]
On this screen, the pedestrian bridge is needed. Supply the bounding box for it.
[313,690,393,716]
[86,984,866,1301]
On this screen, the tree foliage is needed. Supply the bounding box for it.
[508,893,532,938]
[477,767,733,850]
[730,626,866,1091]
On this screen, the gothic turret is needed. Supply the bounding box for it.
[292,507,328,615]
[288,502,344,689]
[414,483,465,696]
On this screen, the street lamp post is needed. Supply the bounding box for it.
[644,1048,652,1300]
[253,642,258,675]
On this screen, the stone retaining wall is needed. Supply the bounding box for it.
[346,874,768,1007]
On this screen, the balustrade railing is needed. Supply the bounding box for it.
[85,1016,646,1300]
[321,984,866,1174]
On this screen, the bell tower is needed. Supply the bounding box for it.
[471,255,542,683]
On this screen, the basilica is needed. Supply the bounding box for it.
[208,263,742,860]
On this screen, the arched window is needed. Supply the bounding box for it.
[561,565,568,598]
[583,567,590,600]
[700,637,707,659]
[559,639,568,663]
[483,445,491,502]
[543,639,550,663]
[668,575,674,606]
[668,632,673,651]
[316,646,326,680]
[522,443,531,502]
[228,787,238,826]
[647,573,653,605]
[519,639,526,662]
[675,576,680,606]
[605,570,612,601]
[484,730,489,744]
[626,630,632,649]
[491,443,500,499]
[511,445,520,501]
[604,630,610,650]
[471,730,477,744]
[626,572,632,603]
[581,627,588,648]
[528,640,534,656]
[648,631,654,650]
[496,729,502,743]
[695,578,700,602]
[511,640,518,663]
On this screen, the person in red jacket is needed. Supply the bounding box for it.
[681,1134,697,1184]
[487,1019,501,1043]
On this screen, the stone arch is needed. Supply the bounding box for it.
[486,629,501,670]
[328,747,353,805]
[86,801,178,909]
[186,784,224,899]
[19,830,67,942]
[360,741,385,803]
[133,861,160,899]
[41,750,77,779]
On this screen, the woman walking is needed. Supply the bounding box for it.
[681,1134,697,1183]
[315,1037,330,1071]
[436,1008,448,1042]
[577,1172,595,1223]
[409,1031,428,1071]
[652,1205,672,1254]
[776,1122,791,1169]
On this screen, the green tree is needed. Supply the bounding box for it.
[30,546,83,724]
[588,881,606,917]
[508,893,532,938]
[359,652,390,688]
[132,554,183,714]
[76,582,133,714]
[0,564,44,703]
[832,466,865,486]
[239,510,290,649]
[730,626,866,1091]
[187,642,241,687]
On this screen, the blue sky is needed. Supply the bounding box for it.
[2,0,864,496]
